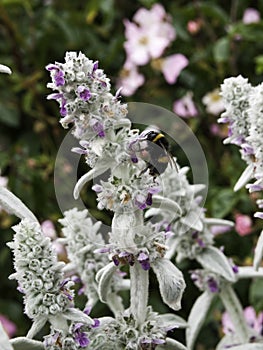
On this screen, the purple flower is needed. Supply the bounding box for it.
[90,119,105,138]
[77,86,91,101]
[57,95,67,117]
[92,61,99,72]
[92,318,100,328]
[137,252,150,270]
[207,277,219,293]
[46,64,65,87]
[73,323,90,348]
[145,193,152,206]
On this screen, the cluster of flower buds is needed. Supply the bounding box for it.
[219,76,263,219]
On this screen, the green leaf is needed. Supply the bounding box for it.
[211,188,238,218]
[249,278,263,311]
[213,37,230,63]
[0,102,20,127]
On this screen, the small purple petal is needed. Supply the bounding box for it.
[148,186,161,194]
[94,247,111,253]
[138,252,150,270]
[71,147,87,155]
[152,339,166,345]
[47,92,63,100]
[60,97,67,116]
[232,265,239,274]
[197,238,205,248]
[112,255,120,266]
[131,154,138,163]
[90,120,105,138]
[254,212,263,219]
[92,184,103,193]
[78,286,85,295]
[46,64,59,71]
[241,143,254,155]
[92,318,100,328]
[207,277,219,293]
[246,184,263,192]
[146,193,152,206]
[84,306,92,315]
[93,61,99,72]
[119,251,130,258]
[77,86,91,101]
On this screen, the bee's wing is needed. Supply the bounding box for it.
[159,143,178,172]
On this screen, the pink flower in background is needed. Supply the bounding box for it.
[0,314,16,338]
[41,219,56,239]
[133,4,166,27]
[173,91,198,118]
[187,19,202,34]
[124,21,172,66]
[123,4,175,66]
[243,8,260,24]
[161,54,188,84]
[222,306,263,335]
[202,88,225,115]
[117,62,145,96]
[41,219,66,259]
[235,213,253,236]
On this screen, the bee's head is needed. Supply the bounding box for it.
[145,130,159,142]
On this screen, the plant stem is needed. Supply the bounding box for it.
[219,283,250,343]
[130,261,149,326]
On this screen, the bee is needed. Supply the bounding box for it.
[140,128,177,177]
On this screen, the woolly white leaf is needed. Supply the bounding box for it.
[237,266,263,279]
[0,64,12,74]
[0,322,13,350]
[152,195,182,217]
[64,308,93,324]
[190,184,206,194]
[156,337,187,350]
[186,291,215,350]
[196,246,236,282]
[0,187,38,222]
[180,210,203,231]
[156,313,187,329]
[204,218,234,227]
[73,164,109,199]
[253,230,263,271]
[26,317,48,338]
[233,163,254,192]
[152,259,186,311]
[10,337,44,350]
[96,262,118,303]
[215,334,240,350]
[217,343,263,350]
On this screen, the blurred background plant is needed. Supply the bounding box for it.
[1,1,263,349]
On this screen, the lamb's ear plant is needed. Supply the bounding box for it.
[1,54,263,350]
